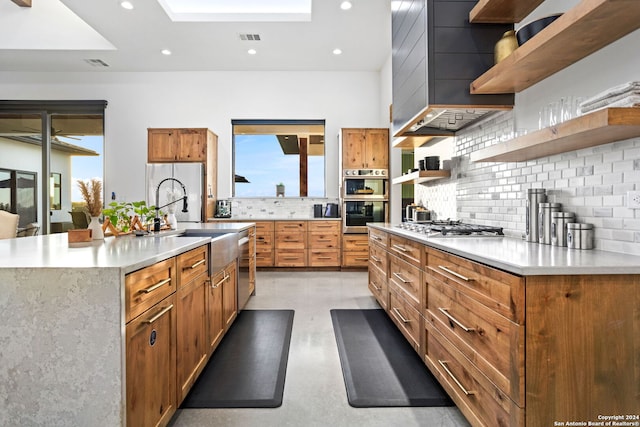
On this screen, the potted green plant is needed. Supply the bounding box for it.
[276,182,285,197]
[102,200,160,235]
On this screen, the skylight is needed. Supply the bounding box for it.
[156,0,312,22]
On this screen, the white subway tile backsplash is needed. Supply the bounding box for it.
[423,110,640,254]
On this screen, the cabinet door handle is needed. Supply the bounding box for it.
[392,244,407,252]
[355,257,369,261]
[355,242,368,246]
[317,239,332,242]
[392,307,411,323]
[392,272,410,283]
[139,278,171,294]
[438,360,475,396]
[144,304,174,324]
[370,255,381,263]
[438,307,475,332]
[188,259,206,270]
[212,275,226,289]
[370,281,382,291]
[438,265,471,282]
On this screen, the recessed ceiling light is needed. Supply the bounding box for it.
[248,49,257,55]
[333,48,342,55]
[340,1,352,10]
[120,1,134,10]
[161,49,172,55]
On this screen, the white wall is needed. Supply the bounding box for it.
[0,70,385,206]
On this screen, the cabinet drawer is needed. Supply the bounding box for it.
[368,266,388,310]
[342,234,369,251]
[308,249,340,267]
[308,221,340,233]
[275,232,307,249]
[389,289,422,354]
[177,245,208,287]
[255,250,274,267]
[255,221,274,232]
[425,247,524,323]
[388,254,422,310]
[369,228,388,248]
[369,242,388,276]
[424,323,523,427]
[275,221,307,233]
[256,232,274,249]
[275,249,307,267]
[341,251,369,267]
[425,275,523,405]
[125,258,177,323]
[389,235,422,267]
[308,232,340,249]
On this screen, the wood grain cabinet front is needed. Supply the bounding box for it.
[254,221,275,267]
[308,221,341,267]
[125,258,177,323]
[126,293,177,427]
[275,221,308,266]
[341,128,389,169]
[341,234,369,268]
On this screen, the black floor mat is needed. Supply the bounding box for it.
[181,309,294,408]
[331,309,452,407]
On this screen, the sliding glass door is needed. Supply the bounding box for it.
[0,101,106,234]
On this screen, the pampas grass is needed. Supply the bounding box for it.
[77,178,103,217]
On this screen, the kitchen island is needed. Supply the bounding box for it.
[367,223,640,427]
[0,224,251,427]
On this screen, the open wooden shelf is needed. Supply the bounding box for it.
[470,108,640,163]
[392,170,451,185]
[392,135,440,149]
[470,0,544,23]
[470,0,640,94]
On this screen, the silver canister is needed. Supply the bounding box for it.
[526,188,546,242]
[551,211,575,247]
[538,202,562,244]
[567,223,594,250]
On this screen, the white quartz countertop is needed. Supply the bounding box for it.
[369,223,640,275]
[0,222,255,273]
[0,232,211,273]
[207,217,341,221]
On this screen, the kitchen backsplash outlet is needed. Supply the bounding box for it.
[226,197,340,219]
[418,110,640,255]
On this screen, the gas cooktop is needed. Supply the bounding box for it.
[396,220,504,237]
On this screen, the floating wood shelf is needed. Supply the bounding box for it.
[470,0,544,23]
[470,108,640,163]
[470,0,640,94]
[392,135,441,149]
[392,170,451,185]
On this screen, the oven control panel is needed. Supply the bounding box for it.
[343,169,387,177]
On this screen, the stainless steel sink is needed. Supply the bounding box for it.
[179,230,238,273]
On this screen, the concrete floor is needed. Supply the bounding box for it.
[169,270,470,427]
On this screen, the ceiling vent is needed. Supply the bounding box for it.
[239,34,261,41]
[84,59,110,67]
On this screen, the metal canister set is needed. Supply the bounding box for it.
[526,188,594,249]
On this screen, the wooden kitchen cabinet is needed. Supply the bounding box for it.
[275,221,308,267]
[254,221,275,267]
[206,264,225,355]
[148,127,218,219]
[308,220,341,267]
[341,233,369,268]
[222,260,237,331]
[368,228,389,309]
[126,293,177,427]
[341,128,389,170]
[175,246,209,404]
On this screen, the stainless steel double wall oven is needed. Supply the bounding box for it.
[342,168,389,233]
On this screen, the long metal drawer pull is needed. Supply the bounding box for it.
[392,307,411,323]
[371,281,381,291]
[317,256,332,260]
[139,278,171,294]
[145,304,174,324]
[438,308,475,332]
[371,235,382,241]
[438,265,471,281]
[392,272,410,283]
[370,255,381,263]
[212,275,226,288]
[355,257,369,261]
[438,360,475,396]
[392,244,408,252]
[189,259,206,269]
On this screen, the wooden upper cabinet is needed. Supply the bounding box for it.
[342,128,389,170]
[148,128,208,162]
